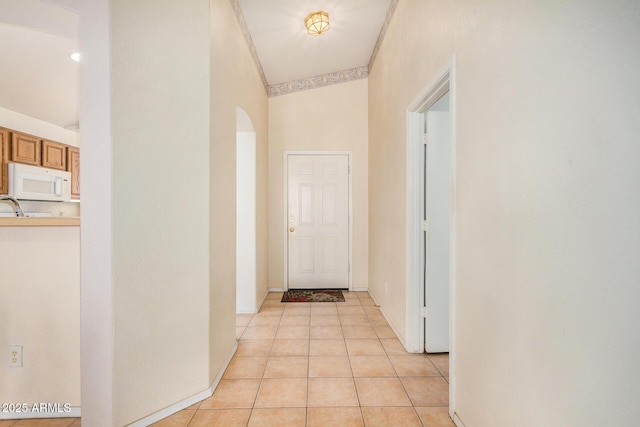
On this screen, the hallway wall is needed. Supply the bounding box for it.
[80,1,269,424]
[368,0,640,425]
[81,1,212,425]
[209,0,269,381]
[268,79,369,290]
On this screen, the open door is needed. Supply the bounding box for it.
[424,94,450,353]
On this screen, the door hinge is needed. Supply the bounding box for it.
[423,133,428,145]
[422,220,428,232]
[421,306,428,318]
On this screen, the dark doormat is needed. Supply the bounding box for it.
[281,289,345,303]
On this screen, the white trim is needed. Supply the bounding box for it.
[452,411,466,427]
[405,55,457,414]
[0,406,81,420]
[282,151,353,291]
[449,56,458,420]
[268,287,285,292]
[406,107,424,354]
[257,287,270,309]
[405,62,452,353]
[236,286,269,314]
[128,341,238,426]
[350,287,369,292]
[368,291,414,352]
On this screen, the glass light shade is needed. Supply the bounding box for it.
[304,11,330,35]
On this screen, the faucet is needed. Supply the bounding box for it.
[0,195,25,217]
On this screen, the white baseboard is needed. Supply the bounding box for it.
[129,341,238,426]
[0,405,81,420]
[237,288,271,313]
[452,412,466,426]
[257,289,269,308]
[236,308,258,314]
[367,290,380,307]
[271,287,367,292]
[367,291,416,353]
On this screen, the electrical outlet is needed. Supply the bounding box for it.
[9,346,22,367]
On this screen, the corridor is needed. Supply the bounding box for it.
[153,291,452,426]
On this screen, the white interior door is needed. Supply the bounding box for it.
[424,104,451,352]
[287,154,349,289]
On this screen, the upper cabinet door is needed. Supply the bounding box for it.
[67,146,80,200]
[11,132,41,166]
[0,128,9,194]
[42,140,67,170]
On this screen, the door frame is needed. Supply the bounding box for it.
[405,56,457,416]
[283,151,353,291]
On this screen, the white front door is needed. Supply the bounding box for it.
[287,154,350,289]
[424,103,451,353]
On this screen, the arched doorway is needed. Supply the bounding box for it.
[236,107,257,312]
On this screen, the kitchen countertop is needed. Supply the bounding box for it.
[0,217,80,227]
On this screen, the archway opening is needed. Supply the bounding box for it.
[236,107,257,313]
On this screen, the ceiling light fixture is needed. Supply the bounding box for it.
[70,52,80,62]
[304,11,330,36]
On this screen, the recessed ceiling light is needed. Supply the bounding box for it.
[70,52,80,62]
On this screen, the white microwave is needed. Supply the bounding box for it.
[8,163,71,202]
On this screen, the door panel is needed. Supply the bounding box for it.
[323,236,339,273]
[425,110,451,353]
[288,154,349,289]
[322,184,338,225]
[299,184,314,225]
[298,237,315,272]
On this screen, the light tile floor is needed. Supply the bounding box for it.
[156,291,453,427]
[5,291,453,427]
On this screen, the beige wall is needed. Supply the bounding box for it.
[110,1,212,424]
[369,0,640,425]
[0,106,79,147]
[0,226,80,412]
[209,0,269,374]
[81,0,268,424]
[82,1,212,424]
[268,79,369,290]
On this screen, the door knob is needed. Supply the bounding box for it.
[289,227,295,232]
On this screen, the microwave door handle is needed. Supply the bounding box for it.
[54,178,62,196]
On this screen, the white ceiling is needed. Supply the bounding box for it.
[238,0,393,85]
[0,0,391,131]
[0,0,79,130]
[0,23,79,129]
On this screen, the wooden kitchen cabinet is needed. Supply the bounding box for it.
[0,128,8,194]
[67,146,80,199]
[42,139,67,170]
[0,126,80,198]
[11,131,41,166]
